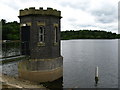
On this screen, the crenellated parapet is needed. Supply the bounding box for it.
[19,7,61,17]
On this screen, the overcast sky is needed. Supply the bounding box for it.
[0,0,119,33]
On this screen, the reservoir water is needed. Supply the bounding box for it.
[1,39,118,88]
[62,39,118,88]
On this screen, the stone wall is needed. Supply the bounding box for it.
[18,56,63,71]
[18,56,63,82]
[19,7,62,59]
[18,67,63,82]
[18,7,63,82]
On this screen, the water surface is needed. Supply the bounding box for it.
[1,39,118,88]
[62,39,118,88]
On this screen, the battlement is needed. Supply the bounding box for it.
[19,7,61,17]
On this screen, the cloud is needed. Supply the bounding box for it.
[0,0,119,33]
[59,0,91,11]
[89,1,118,24]
[59,0,118,33]
[0,0,20,10]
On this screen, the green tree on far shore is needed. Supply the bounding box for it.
[2,19,20,40]
[61,30,120,40]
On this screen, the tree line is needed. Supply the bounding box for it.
[2,19,20,40]
[1,19,120,40]
[61,30,120,40]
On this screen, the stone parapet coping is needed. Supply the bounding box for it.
[19,7,62,18]
[29,56,63,61]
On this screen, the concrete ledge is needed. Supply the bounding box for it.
[1,74,46,89]
[0,55,27,64]
[19,66,63,82]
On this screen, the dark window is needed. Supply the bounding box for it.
[54,26,58,43]
[39,26,44,42]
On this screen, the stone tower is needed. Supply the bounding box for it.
[18,7,63,82]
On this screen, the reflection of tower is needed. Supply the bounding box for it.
[18,7,63,82]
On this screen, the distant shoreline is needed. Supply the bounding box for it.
[61,38,120,40]
[61,30,120,40]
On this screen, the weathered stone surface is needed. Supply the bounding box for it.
[19,9,62,59]
[19,7,61,18]
[18,66,63,82]
[18,56,63,82]
[18,56,63,71]
[19,7,63,82]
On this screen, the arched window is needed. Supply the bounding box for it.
[39,26,45,42]
[54,26,58,43]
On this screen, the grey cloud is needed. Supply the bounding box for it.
[70,22,117,32]
[60,0,117,24]
[68,18,77,22]
[90,3,117,24]
[95,14,117,23]
[96,24,118,32]
[60,1,90,11]
[61,0,117,32]
[1,1,20,10]
[70,23,98,29]
[79,24,97,28]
